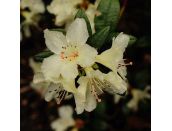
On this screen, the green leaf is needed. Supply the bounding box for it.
[49,28,66,34]
[95,0,120,32]
[75,9,92,36]
[34,50,54,62]
[87,26,110,49]
[128,35,137,46]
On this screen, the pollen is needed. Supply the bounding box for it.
[60,44,79,61]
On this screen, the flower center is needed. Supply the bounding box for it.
[60,44,79,61]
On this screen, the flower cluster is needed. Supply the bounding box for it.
[33,18,131,114]
[20,0,45,38]
[47,0,100,32]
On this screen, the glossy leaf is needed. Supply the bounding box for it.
[95,0,120,32]
[87,26,110,49]
[34,50,54,62]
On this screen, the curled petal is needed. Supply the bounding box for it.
[104,72,127,95]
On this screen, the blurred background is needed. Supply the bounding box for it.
[20,0,151,130]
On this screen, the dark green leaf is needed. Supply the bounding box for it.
[34,50,54,62]
[95,0,120,32]
[128,35,137,46]
[87,26,110,49]
[75,9,92,36]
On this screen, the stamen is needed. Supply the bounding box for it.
[89,79,101,102]
[92,78,103,93]
[60,52,65,59]
[56,90,67,104]
[118,60,133,68]
[60,45,79,61]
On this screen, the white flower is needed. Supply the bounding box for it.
[103,71,128,95]
[21,0,45,14]
[44,81,74,104]
[127,86,151,111]
[33,71,74,104]
[85,0,100,32]
[21,0,45,37]
[96,33,131,80]
[74,67,104,114]
[51,105,75,131]
[21,11,34,38]
[47,0,83,26]
[30,58,74,103]
[42,18,97,84]
[29,58,48,95]
[74,67,127,114]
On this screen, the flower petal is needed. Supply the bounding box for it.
[33,72,45,84]
[61,62,78,80]
[96,33,129,72]
[112,33,130,50]
[44,29,67,54]
[44,83,61,102]
[41,54,62,82]
[96,47,117,71]
[117,65,127,80]
[84,85,97,112]
[74,77,88,114]
[61,79,77,93]
[104,72,127,95]
[58,105,73,119]
[66,18,89,45]
[77,44,97,67]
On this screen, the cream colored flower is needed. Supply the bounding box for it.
[74,67,127,114]
[47,0,83,26]
[127,86,151,111]
[96,33,131,80]
[21,11,35,38]
[85,0,100,32]
[33,71,74,104]
[29,58,48,95]
[30,59,74,103]
[103,71,128,95]
[21,0,45,14]
[42,18,97,84]
[74,67,104,114]
[51,105,75,131]
[21,0,45,38]
[44,82,74,104]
